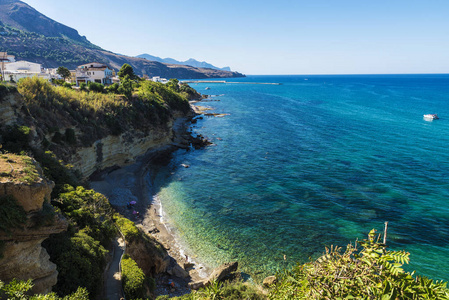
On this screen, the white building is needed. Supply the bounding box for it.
[2,60,50,82]
[0,52,16,80]
[76,62,113,86]
[0,52,16,63]
[151,76,168,84]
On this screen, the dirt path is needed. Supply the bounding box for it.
[103,236,126,300]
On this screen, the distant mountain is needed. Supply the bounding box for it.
[137,54,232,71]
[0,0,244,78]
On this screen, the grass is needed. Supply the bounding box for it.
[0,153,40,184]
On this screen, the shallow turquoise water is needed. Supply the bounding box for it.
[152,75,449,281]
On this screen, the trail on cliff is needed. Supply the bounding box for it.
[103,237,125,300]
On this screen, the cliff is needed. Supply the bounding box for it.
[0,154,68,294]
[69,121,176,179]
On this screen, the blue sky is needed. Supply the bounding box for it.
[21,0,449,75]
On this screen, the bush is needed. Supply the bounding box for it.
[0,125,32,153]
[64,128,76,145]
[79,82,87,91]
[33,151,79,197]
[269,229,449,299]
[56,185,115,244]
[121,254,147,300]
[62,82,72,89]
[87,81,104,93]
[114,214,140,242]
[0,278,89,299]
[44,230,107,297]
[0,195,27,235]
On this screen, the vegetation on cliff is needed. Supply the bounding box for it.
[42,185,115,297]
[15,76,192,147]
[121,254,152,299]
[0,153,45,238]
[0,279,89,300]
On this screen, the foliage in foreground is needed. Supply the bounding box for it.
[156,280,264,300]
[43,185,115,297]
[0,279,89,300]
[269,229,449,300]
[121,254,149,300]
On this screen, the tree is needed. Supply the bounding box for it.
[56,66,71,80]
[118,63,137,80]
[117,75,134,99]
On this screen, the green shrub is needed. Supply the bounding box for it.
[0,278,89,299]
[64,128,76,145]
[57,185,115,244]
[44,230,107,297]
[62,82,72,89]
[87,81,104,93]
[121,254,147,300]
[0,125,32,153]
[33,151,79,197]
[269,229,449,300]
[114,214,140,242]
[79,82,87,91]
[0,195,27,234]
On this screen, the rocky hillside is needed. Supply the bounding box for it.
[0,0,244,78]
[0,154,68,294]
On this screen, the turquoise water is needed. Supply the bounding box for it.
[152,74,449,282]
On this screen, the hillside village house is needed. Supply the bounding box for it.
[0,52,15,80]
[76,62,113,86]
[1,60,51,82]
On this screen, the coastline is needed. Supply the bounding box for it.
[90,113,212,296]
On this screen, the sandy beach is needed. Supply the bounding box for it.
[90,116,211,296]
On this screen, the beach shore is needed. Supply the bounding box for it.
[90,116,211,296]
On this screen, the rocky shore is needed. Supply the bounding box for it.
[90,103,228,297]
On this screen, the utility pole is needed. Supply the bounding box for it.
[0,52,6,82]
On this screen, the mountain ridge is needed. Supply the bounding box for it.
[0,0,244,78]
[137,53,232,71]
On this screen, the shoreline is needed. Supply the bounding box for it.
[90,113,212,296]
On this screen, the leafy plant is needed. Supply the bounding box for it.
[121,254,148,299]
[269,229,449,299]
[0,279,89,300]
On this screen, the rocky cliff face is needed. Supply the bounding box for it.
[70,124,174,179]
[0,154,68,294]
[0,92,22,126]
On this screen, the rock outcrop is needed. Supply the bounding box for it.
[0,91,22,126]
[0,154,68,294]
[70,126,174,178]
[189,261,239,290]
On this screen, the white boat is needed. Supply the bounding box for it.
[423,114,439,120]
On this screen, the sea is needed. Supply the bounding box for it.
[150,74,449,282]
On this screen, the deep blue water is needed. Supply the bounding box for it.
[152,74,449,282]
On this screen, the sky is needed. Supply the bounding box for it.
[20,0,449,75]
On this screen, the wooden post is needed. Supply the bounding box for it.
[383,221,388,245]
